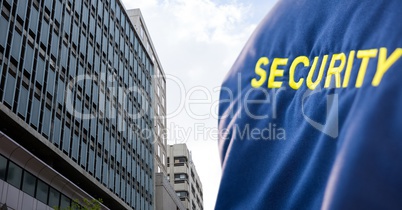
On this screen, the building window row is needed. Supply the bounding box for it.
[176,190,189,201]
[174,156,188,166]
[0,154,76,209]
[174,173,188,184]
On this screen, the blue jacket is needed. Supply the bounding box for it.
[216,0,402,209]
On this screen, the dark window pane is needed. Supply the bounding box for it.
[0,16,9,47]
[22,171,36,197]
[35,179,49,204]
[80,142,87,167]
[48,187,60,207]
[11,33,22,59]
[60,194,71,209]
[47,69,55,93]
[4,73,16,106]
[55,1,62,22]
[71,134,79,160]
[63,13,71,34]
[30,97,40,128]
[53,117,61,145]
[29,7,39,31]
[115,176,120,195]
[23,45,34,73]
[62,127,71,154]
[6,162,23,188]
[18,87,29,117]
[42,107,51,137]
[40,21,49,44]
[109,168,114,189]
[36,58,45,84]
[57,81,65,104]
[0,155,7,180]
[17,0,28,18]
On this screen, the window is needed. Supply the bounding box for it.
[55,0,63,23]
[36,179,49,204]
[174,157,187,166]
[0,16,9,47]
[30,97,41,128]
[48,187,61,207]
[53,117,61,145]
[22,171,36,197]
[0,155,7,180]
[176,191,188,199]
[72,134,79,160]
[42,108,51,137]
[40,22,50,44]
[62,127,71,154]
[7,162,23,188]
[174,173,188,183]
[36,58,45,84]
[29,6,39,31]
[60,194,71,209]
[4,72,16,107]
[0,156,76,209]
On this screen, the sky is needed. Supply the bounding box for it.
[121,0,277,209]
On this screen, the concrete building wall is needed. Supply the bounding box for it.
[167,144,204,210]
[155,173,185,210]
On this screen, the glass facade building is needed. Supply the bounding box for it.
[126,8,167,180]
[0,0,155,209]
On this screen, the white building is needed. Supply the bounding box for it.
[167,144,204,210]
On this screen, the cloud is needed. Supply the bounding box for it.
[167,0,252,44]
[122,0,158,10]
[124,0,255,54]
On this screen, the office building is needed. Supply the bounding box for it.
[0,0,156,209]
[128,10,182,210]
[167,144,203,210]
[127,8,168,178]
